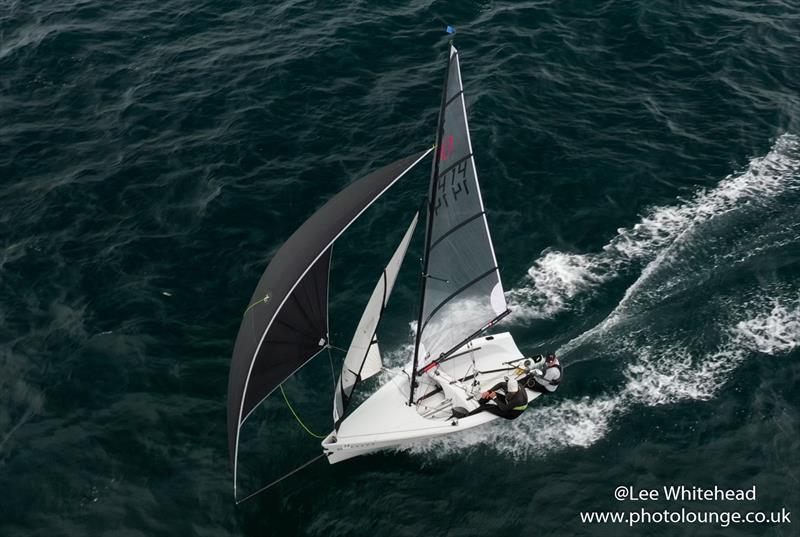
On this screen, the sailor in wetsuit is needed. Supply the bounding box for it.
[468,377,528,420]
[529,352,562,394]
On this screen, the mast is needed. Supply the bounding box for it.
[409,41,511,396]
[409,44,453,405]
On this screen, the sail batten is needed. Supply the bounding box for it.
[428,211,485,250]
[420,266,499,332]
[228,149,431,498]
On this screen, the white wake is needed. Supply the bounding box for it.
[401,134,800,460]
[507,133,800,322]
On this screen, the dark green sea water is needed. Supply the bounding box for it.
[1,1,799,536]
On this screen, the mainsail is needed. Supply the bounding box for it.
[414,45,509,371]
[227,149,432,497]
[333,212,418,428]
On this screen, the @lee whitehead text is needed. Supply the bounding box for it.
[579,485,792,528]
[615,485,757,502]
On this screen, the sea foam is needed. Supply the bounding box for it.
[508,134,800,322]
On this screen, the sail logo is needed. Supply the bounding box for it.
[440,135,455,160]
[434,157,471,215]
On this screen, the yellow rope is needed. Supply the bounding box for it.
[279,385,326,439]
[244,294,270,314]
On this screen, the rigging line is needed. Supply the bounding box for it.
[328,343,348,353]
[381,368,411,399]
[326,345,336,390]
[458,356,476,387]
[239,346,330,426]
[381,365,408,377]
[279,385,326,439]
[244,294,270,314]
[235,454,325,505]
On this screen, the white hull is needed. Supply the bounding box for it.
[322,332,542,463]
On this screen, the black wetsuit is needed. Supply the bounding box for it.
[468,382,528,420]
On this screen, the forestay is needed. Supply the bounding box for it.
[333,212,418,428]
[227,149,431,498]
[416,45,509,367]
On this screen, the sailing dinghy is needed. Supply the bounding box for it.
[228,44,544,500]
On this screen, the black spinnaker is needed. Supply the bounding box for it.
[227,149,432,499]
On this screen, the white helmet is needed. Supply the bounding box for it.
[507,377,519,392]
